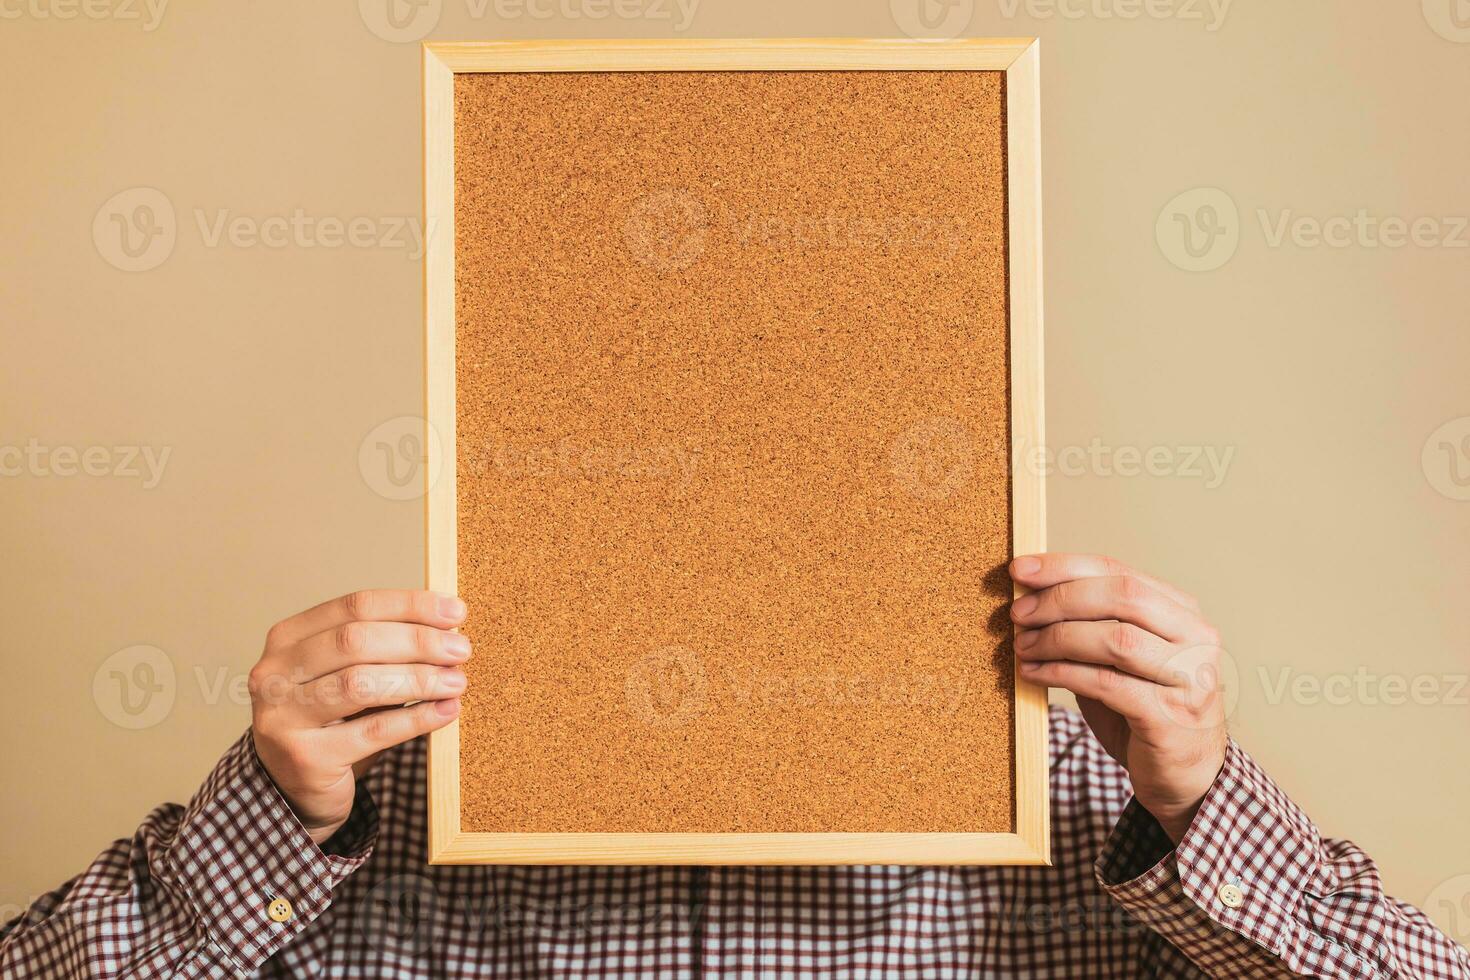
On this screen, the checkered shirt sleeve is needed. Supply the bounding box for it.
[1098,736,1470,978]
[0,731,375,978]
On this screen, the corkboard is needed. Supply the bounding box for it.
[453,67,1010,835]
[425,39,1047,864]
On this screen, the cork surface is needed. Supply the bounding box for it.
[454,69,1014,834]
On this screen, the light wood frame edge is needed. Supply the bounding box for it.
[424,42,460,865]
[1005,39,1050,870]
[425,37,1047,867]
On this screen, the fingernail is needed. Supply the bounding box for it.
[441,670,466,693]
[1012,595,1038,619]
[444,633,471,659]
[1016,629,1039,651]
[1012,556,1042,576]
[435,697,461,717]
[1020,662,1042,673]
[439,596,467,621]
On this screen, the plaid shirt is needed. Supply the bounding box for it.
[3,708,1465,979]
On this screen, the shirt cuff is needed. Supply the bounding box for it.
[160,730,379,972]
[1094,738,1377,978]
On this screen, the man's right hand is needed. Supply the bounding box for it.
[248,590,469,845]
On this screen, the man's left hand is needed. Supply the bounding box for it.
[1010,553,1230,843]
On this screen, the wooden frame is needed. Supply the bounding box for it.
[424,38,1047,866]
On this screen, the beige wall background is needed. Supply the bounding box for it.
[2,0,1467,940]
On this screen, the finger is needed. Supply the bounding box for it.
[1015,621,1178,685]
[319,697,461,765]
[1009,554,1201,611]
[294,664,466,724]
[267,590,468,648]
[287,622,471,683]
[1011,575,1200,643]
[1018,660,1154,723]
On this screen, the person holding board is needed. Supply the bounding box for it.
[2,553,1465,978]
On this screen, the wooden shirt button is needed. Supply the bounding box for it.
[266,896,294,923]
